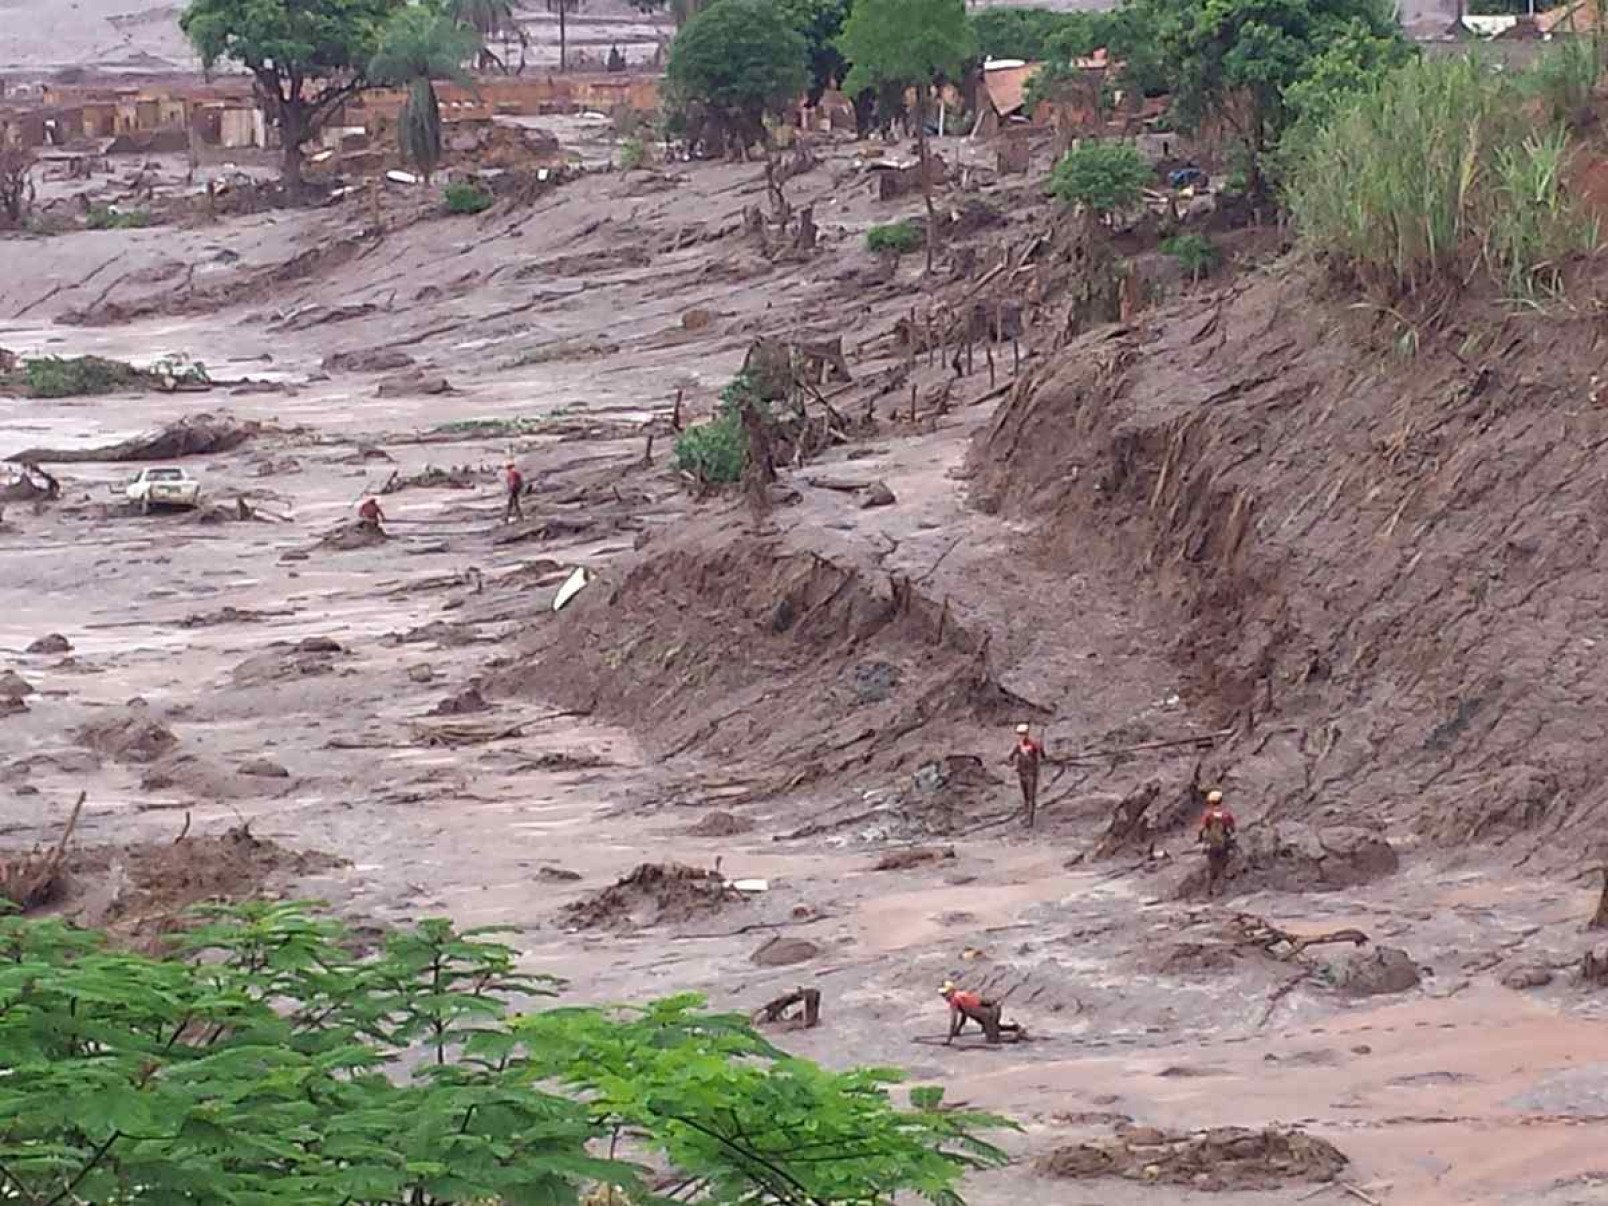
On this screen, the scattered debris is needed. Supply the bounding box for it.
[860,479,896,508]
[754,985,822,1027]
[323,348,416,373]
[430,684,491,715]
[376,370,452,397]
[563,861,741,930]
[1580,946,1608,987]
[553,566,590,611]
[536,865,583,882]
[1036,1125,1349,1191]
[317,520,389,551]
[0,791,85,911]
[874,845,956,871]
[78,706,178,764]
[1501,965,1554,990]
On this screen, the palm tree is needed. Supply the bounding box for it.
[547,0,583,72]
[446,0,527,72]
[370,7,480,182]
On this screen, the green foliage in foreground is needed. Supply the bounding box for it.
[1285,54,1600,297]
[1161,232,1219,281]
[444,181,495,214]
[0,901,1010,1204]
[23,355,141,397]
[1047,141,1151,218]
[673,373,760,486]
[866,219,924,255]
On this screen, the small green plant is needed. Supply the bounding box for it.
[618,136,647,170]
[443,181,493,214]
[673,373,766,486]
[1161,232,1220,282]
[865,219,924,255]
[85,205,151,230]
[1047,141,1151,218]
[24,355,141,398]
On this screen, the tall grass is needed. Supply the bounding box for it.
[1285,53,1601,298]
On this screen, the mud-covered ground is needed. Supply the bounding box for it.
[4,132,1608,1206]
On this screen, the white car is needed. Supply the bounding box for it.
[126,467,201,512]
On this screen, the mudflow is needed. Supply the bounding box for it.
[4,100,1608,1206]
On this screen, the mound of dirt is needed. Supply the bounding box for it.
[1177,824,1399,899]
[318,521,389,551]
[323,348,416,373]
[874,845,956,871]
[430,685,491,715]
[0,670,34,698]
[8,413,263,464]
[562,862,740,930]
[1037,1125,1348,1191]
[969,265,1608,851]
[26,633,71,654]
[381,464,479,493]
[231,640,345,685]
[62,826,343,945]
[78,706,178,764]
[686,810,755,836]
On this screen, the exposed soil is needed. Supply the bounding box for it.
[4,103,1608,1206]
[1037,1125,1349,1192]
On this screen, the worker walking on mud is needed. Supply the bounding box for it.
[1007,722,1045,828]
[940,980,1005,1044]
[502,461,525,524]
[357,496,386,533]
[1197,789,1238,895]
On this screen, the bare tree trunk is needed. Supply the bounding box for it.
[1591,869,1608,930]
[559,1,568,72]
[276,99,307,196]
[917,82,936,276]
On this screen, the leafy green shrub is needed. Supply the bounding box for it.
[1162,232,1220,281]
[1286,56,1598,297]
[865,219,924,255]
[1048,141,1151,217]
[618,135,647,170]
[24,355,140,397]
[1521,38,1600,126]
[85,205,151,230]
[0,901,1009,1204]
[673,373,764,485]
[443,181,493,214]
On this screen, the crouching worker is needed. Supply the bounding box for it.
[940,980,1004,1044]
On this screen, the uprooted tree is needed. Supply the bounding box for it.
[0,147,35,228]
[838,0,976,274]
[181,0,405,192]
[0,901,1010,1204]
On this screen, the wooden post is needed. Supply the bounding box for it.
[909,381,918,422]
[1013,336,1020,373]
[986,342,995,389]
[966,337,974,376]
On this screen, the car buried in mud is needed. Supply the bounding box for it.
[125,466,201,513]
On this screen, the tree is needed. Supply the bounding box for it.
[0,148,35,228]
[181,0,404,192]
[1047,140,1151,221]
[1128,0,1409,196]
[666,0,809,156]
[776,0,851,102]
[546,0,582,71]
[444,0,527,72]
[0,902,1010,1204]
[839,0,976,273]
[371,6,479,181]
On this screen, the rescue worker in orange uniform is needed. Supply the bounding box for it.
[1197,789,1237,894]
[940,980,1003,1044]
[1007,722,1045,827]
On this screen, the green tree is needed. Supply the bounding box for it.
[667,0,809,155]
[181,0,404,192]
[0,902,1009,1204]
[1129,0,1409,196]
[839,0,976,272]
[1047,140,1151,220]
[971,6,1085,60]
[371,6,479,181]
[777,0,852,101]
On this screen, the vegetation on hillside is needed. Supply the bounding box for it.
[0,901,1009,1204]
[666,0,809,154]
[1286,52,1600,298]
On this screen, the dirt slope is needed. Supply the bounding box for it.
[971,265,1608,860]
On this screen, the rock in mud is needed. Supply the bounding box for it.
[0,670,34,698]
[1036,1125,1348,1191]
[686,810,754,837]
[78,707,178,764]
[1501,965,1555,990]
[430,685,491,716]
[298,636,344,654]
[1326,945,1422,997]
[536,865,583,882]
[232,641,343,686]
[238,758,291,779]
[860,480,896,508]
[408,664,435,683]
[323,348,416,373]
[317,521,389,551]
[751,935,821,967]
[1178,823,1399,899]
[26,634,71,655]
[376,371,451,397]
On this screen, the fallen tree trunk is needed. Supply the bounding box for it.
[0,791,85,911]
